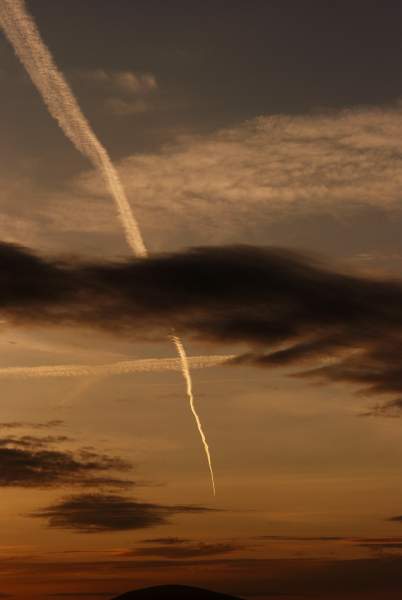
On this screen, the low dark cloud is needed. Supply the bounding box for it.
[0,420,64,430]
[31,493,216,533]
[50,595,114,598]
[3,554,402,598]
[5,241,402,410]
[387,515,402,523]
[358,542,402,553]
[140,537,190,544]
[257,535,344,541]
[0,434,70,448]
[0,434,132,489]
[360,398,402,417]
[129,540,240,558]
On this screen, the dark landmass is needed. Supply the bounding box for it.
[112,585,243,600]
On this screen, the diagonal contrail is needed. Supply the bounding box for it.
[0,0,216,494]
[172,336,216,495]
[0,0,146,257]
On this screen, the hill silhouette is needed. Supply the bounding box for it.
[111,584,243,600]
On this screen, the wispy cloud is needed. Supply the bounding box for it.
[72,68,158,116]
[128,540,241,558]
[1,101,401,256]
[0,419,63,430]
[76,100,402,249]
[74,68,157,96]
[0,432,133,489]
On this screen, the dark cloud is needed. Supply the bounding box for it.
[6,241,402,409]
[128,541,241,558]
[0,434,70,448]
[0,420,64,429]
[358,542,402,553]
[50,595,114,598]
[257,535,402,549]
[256,535,344,542]
[31,493,216,533]
[0,435,132,489]
[3,554,402,597]
[360,398,402,417]
[140,537,190,545]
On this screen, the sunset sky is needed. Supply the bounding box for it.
[1,1,402,599]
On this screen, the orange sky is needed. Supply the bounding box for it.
[0,1,402,598]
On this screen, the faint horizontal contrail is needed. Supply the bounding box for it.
[0,355,233,380]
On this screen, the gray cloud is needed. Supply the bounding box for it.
[73,69,157,96]
[2,554,402,598]
[140,537,190,545]
[31,493,216,533]
[50,595,115,598]
[0,420,64,430]
[128,541,241,559]
[2,102,402,259]
[77,101,402,251]
[257,536,344,542]
[4,241,402,411]
[360,398,402,417]
[72,68,158,116]
[0,434,133,489]
[387,516,402,523]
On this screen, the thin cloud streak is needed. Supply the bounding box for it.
[0,355,233,380]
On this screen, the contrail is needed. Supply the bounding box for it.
[0,0,146,257]
[172,336,216,495]
[0,355,233,380]
[0,0,216,493]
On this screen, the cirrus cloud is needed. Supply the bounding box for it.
[75,100,402,250]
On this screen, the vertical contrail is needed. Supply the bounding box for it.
[172,336,216,495]
[0,0,216,494]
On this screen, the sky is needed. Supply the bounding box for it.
[0,0,402,598]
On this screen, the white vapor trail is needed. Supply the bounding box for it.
[172,336,216,495]
[0,355,233,380]
[0,0,146,257]
[0,0,217,494]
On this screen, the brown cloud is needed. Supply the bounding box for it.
[4,242,402,411]
[128,540,241,559]
[0,434,133,489]
[2,554,402,598]
[31,493,216,533]
[359,398,402,417]
[77,101,402,251]
[0,420,64,430]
